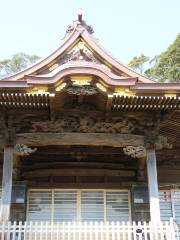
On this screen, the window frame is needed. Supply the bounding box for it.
[26,189,131,222]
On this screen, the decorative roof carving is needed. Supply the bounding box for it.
[66,24,75,33]
[2,112,165,136]
[59,41,100,65]
[66,18,94,34]
[123,136,172,159]
[155,136,172,150]
[63,102,97,111]
[14,144,37,156]
[123,146,146,158]
[65,85,97,95]
[145,131,172,150]
[30,116,135,134]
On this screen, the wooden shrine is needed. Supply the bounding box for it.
[0,12,180,225]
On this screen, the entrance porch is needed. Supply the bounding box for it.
[0,142,179,225]
[0,121,179,237]
[0,142,161,222]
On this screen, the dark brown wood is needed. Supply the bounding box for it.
[106,95,113,112]
[137,157,146,181]
[21,161,126,170]
[27,181,135,189]
[24,168,135,178]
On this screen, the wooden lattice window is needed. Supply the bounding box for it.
[159,189,180,223]
[159,190,173,221]
[27,189,131,222]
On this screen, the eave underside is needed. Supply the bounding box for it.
[0,90,179,145]
[0,92,180,111]
[0,144,180,187]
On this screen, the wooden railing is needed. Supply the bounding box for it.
[0,221,178,240]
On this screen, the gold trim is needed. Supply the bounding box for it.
[71,76,92,86]
[114,88,135,96]
[55,83,67,92]
[27,87,49,94]
[96,83,107,92]
[164,94,177,98]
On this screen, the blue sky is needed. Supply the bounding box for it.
[0,0,179,63]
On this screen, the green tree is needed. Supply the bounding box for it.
[0,53,40,79]
[128,54,150,74]
[145,34,180,82]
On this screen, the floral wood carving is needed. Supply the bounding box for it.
[59,42,100,65]
[123,136,172,159]
[31,116,135,134]
[155,136,172,150]
[66,85,97,95]
[123,146,146,159]
[14,144,37,156]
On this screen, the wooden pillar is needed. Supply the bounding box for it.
[146,148,161,222]
[0,147,14,222]
[137,157,146,182]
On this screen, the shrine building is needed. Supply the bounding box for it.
[0,11,180,240]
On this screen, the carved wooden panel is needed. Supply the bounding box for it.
[30,116,135,134]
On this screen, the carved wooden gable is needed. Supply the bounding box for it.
[30,39,120,81]
[0,14,179,117]
[1,15,154,84]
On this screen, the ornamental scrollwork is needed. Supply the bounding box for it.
[123,146,146,159]
[14,144,37,156]
[66,24,74,33]
[65,85,98,95]
[66,21,94,34]
[123,136,172,159]
[155,136,172,150]
[30,116,135,134]
[145,134,172,150]
[59,42,100,65]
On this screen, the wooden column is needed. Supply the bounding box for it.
[146,148,161,222]
[0,147,14,222]
[137,157,146,182]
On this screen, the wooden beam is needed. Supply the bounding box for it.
[137,157,146,181]
[146,148,160,222]
[23,168,135,178]
[49,94,56,120]
[15,133,144,147]
[0,135,4,146]
[106,95,113,112]
[158,168,180,183]
[27,182,135,189]
[24,146,125,155]
[0,147,14,221]
[21,162,126,170]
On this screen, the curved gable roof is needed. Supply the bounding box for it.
[3,18,155,84]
